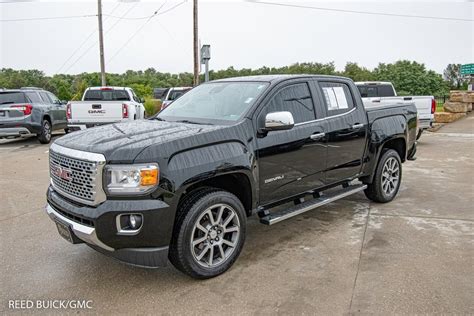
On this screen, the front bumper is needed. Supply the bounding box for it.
[46,186,175,267]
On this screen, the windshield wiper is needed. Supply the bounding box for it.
[153,117,166,121]
[174,120,212,125]
[0,101,15,105]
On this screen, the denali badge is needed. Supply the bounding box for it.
[264,175,285,184]
[51,165,73,181]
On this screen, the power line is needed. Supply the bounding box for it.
[103,1,188,21]
[55,2,122,74]
[62,2,139,74]
[0,14,97,22]
[107,0,187,64]
[245,0,473,22]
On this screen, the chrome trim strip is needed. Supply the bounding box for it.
[294,107,357,127]
[49,143,107,206]
[46,203,114,251]
[50,143,106,163]
[115,213,143,236]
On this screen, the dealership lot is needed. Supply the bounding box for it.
[1,116,473,314]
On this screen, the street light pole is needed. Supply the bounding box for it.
[98,0,106,86]
[193,0,199,86]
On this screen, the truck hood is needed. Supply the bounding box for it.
[53,120,224,162]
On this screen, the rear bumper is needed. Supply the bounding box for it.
[419,118,433,130]
[0,127,34,138]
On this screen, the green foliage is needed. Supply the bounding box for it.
[373,60,449,96]
[0,61,454,102]
[443,64,468,90]
[144,97,161,117]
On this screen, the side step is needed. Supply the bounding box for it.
[259,184,367,225]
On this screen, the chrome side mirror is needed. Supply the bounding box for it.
[264,111,295,131]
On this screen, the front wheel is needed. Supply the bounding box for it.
[364,149,402,203]
[37,119,52,144]
[169,189,246,279]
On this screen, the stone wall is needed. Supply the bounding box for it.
[434,90,472,123]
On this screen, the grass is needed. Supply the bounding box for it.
[436,102,444,112]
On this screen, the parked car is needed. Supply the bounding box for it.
[45,75,417,278]
[153,88,167,100]
[355,81,435,139]
[160,87,192,109]
[67,86,145,131]
[0,87,67,143]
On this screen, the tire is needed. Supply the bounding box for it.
[37,119,52,144]
[364,149,402,203]
[416,129,423,140]
[169,188,246,279]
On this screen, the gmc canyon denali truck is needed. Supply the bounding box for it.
[45,75,417,278]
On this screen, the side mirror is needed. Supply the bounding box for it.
[60,100,68,105]
[264,111,295,132]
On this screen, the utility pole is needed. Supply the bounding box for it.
[193,0,199,86]
[98,0,106,86]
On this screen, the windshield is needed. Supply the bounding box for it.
[158,82,269,122]
[83,89,130,101]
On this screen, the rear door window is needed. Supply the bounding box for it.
[377,84,396,97]
[0,92,27,104]
[320,82,355,116]
[24,92,42,103]
[39,92,52,103]
[83,89,131,101]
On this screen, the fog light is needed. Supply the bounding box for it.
[129,214,141,229]
[116,214,143,235]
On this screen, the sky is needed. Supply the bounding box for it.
[0,0,472,76]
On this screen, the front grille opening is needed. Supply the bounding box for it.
[49,150,99,203]
[50,203,94,227]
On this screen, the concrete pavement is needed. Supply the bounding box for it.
[1,115,473,315]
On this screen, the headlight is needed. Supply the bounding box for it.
[105,163,159,195]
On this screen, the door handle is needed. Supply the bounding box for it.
[310,132,325,140]
[351,123,364,130]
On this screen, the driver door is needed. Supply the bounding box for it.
[255,81,328,205]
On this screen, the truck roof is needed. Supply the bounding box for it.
[355,81,393,85]
[213,74,350,83]
[87,86,129,90]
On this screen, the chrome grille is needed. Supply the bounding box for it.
[49,143,106,206]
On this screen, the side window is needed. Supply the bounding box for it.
[47,92,60,103]
[25,92,42,103]
[262,83,315,124]
[129,89,139,102]
[39,92,51,103]
[319,82,355,116]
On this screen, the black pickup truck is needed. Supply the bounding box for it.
[45,75,417,278]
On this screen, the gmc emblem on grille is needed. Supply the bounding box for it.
[51,165,73,181]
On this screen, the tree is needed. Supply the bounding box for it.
[373,60,448,96]
[443,64,467,89]
[342,62,375,82]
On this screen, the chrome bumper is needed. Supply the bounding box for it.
[45,203,114,251]
[0,127,33,138]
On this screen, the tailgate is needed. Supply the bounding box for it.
[69,101,123,123]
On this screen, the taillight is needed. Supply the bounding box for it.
[431,98,436,114]
[122,104,129,118]
[66,102,72,119]
[11,104,33,116]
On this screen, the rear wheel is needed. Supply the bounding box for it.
[416,129,423,140]
[364,149,402,203]
[37,119,52,144]
[169,189,246,279]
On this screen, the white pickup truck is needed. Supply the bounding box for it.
[356,82,435,139]
[67,86,145,131]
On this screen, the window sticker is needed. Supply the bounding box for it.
[333,87,349,109]
[322,86,349,110]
